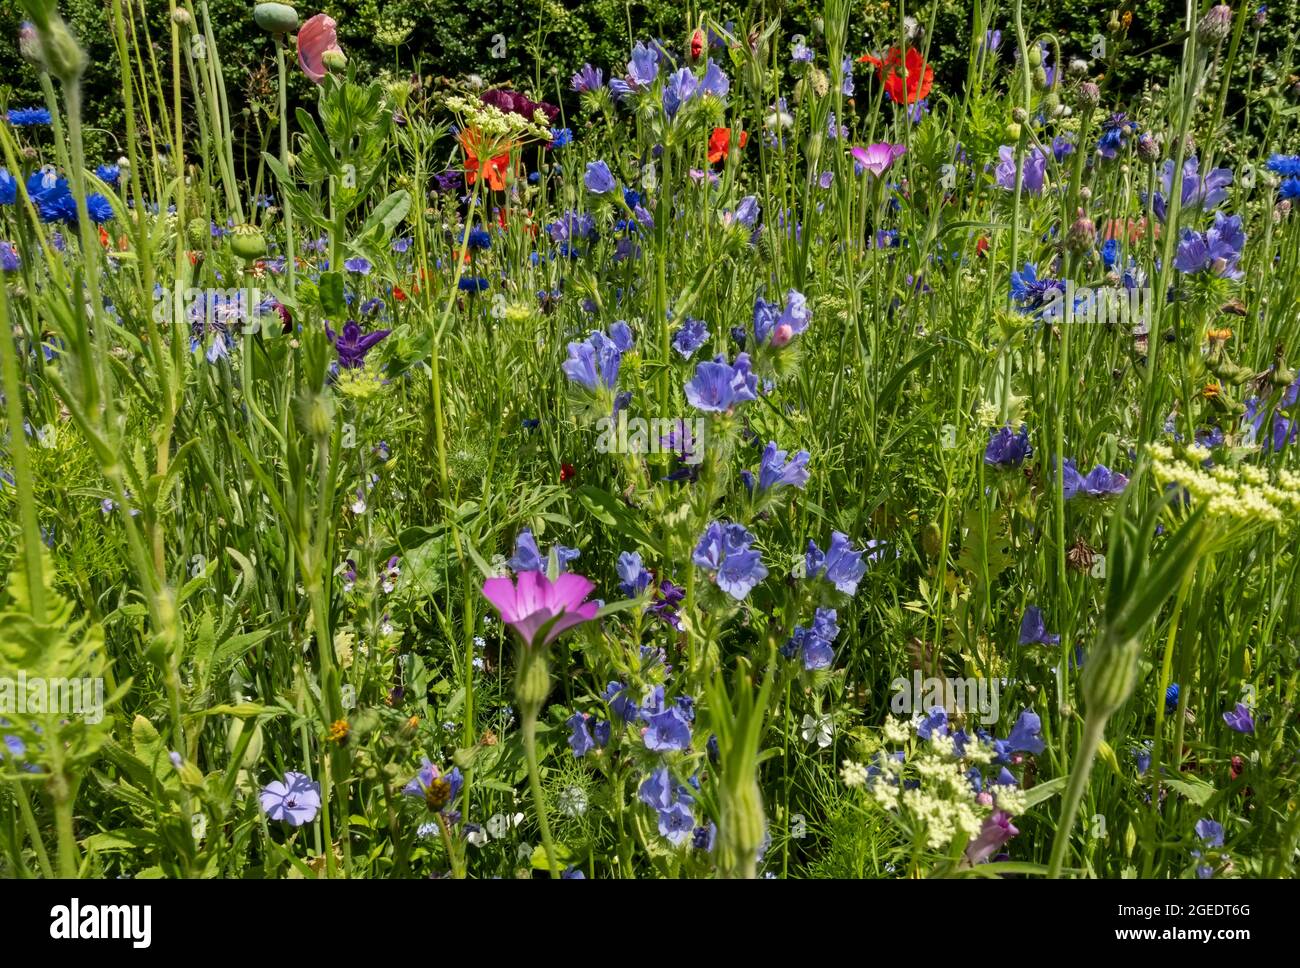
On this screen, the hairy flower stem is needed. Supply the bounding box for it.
[1047,714,1107,877]
[521,712,560,878]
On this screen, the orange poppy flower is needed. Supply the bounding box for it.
[858,46,933,104]
[458,129,516,192]
[708,127,748,164]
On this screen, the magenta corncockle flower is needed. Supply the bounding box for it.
[481,571,599,648]
[964,810,1019,865]
[851,142,906,177]
[297,14,342,84]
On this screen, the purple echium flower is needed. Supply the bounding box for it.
[605,681,639,721]
[566,712,596,756]
[1152,157,1233,222]
[805,531,871,596]
[692,521,768,599]
[643,704,692,751]
[756,441,810,493]
[784,607,840,670]
[684,353,758,412]
[1018,606,1060,646]
[984,425,1032,466]
[402,758,464,811]
[1061,460,1128,498]
[994,145,1048,194]
[753,289,812,346]
[584,160,617,194]
[850,142,906,177]
[700,60,730,99]
[732,195,759,228]
[343,256,372,274]
[616,550,652,596]
[259,772,321,826]
[638,767,696,845]
[570,63,604,92]
[672,317,710,358]
[1173,211,1246,279]
[507,527,579,574]
[327,321,390,368]
[626,41,660,88]
[662,67,700,118]
[563,329,624,391]
[1223,702,1255,734]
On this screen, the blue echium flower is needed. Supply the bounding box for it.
[1173,211,1246,279]
[662,67,700,118]
[643,702,693,751]
[699,59,730,99]
[1166,683,1181,714]
[584,160,617,194]
[616,550,652,596]
[1191,818,1225,879]
[805,531,874,595]
[1096,113,1133,160]
[326,321,390,368]
[671,317,710,358]
[1152,157,1233,222]
[563,327,626,392]
[0,242,18,273]
[609,41,660,100]
[692,521,768,599]
[1223,702,1254,734]
[1061,460,1129,499]
[783,607,840,670]
[638,766,696,846]
[753,441,810,494]
[343,256,371,274]
[1243,380,1298,451]
[1018,606,1061,646]
[605,681,640,722]
[993,145,1048,194]
[984,424,1033,466]
[1004,710,1046,755]
[567,712,596,756]
[684,352,758,412]
[570,63,604,93]
[507,527,580,574]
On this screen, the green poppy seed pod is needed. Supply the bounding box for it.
[229,223,267,261]
[1197,5,1234,47]
[1080,634,1140,720]
[227,717,264,768]
[38,16,88,84]
[301,390,335,440]
[1077,81,1100,109]
[1027,47,1042,68]
[253,3,299,35]
[1033,66,1050,91]
[321,48,347,73]
[1006,121,1023,141]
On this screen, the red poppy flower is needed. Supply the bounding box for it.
[858,47,933,104]
[690,28,705,61]
[976,236,990,258]
[707,127,748,164]
[560,462,576,483]
[393,285,407,302]
[458,129,516,192]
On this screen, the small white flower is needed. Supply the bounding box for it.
[801,714,834,749]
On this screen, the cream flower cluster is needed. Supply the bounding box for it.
[1149,443,1300,525]
[444,95,552,145]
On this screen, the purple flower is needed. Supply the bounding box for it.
[850,142,906,177]
[644,706,693,751]
[401,758,464,811]
[507,528,579,574]
[672,317,710,358]
[994,145,1048,194]
[732,195,759,228]
[964,811,1019,865]
[1005,709,1046,755]
[657,802,695,845]
[259,772,322,826]
[786,607,840,670]
[605,681,639,722]
[1062,460,1128,499]
[663,68,700,118]
[616,550,652,596]
[1096,113,1133,160]
[684,353,758,412]
[699,60,730,99]
[570,63,604,92]
[584,160,617,194]
[756,441,810,493]
[0,242,18,273]
[562,329,624,391]
[1223,702,1254,734]
[343,256,372,274]
[1195,818,1225,848]
[1153,157,1233,222]
[327,321,390,368]
[627,42,660,88]
[1018,606,1061,646]
[805,531,873,596]
[480,571,599,648]
[985,425,1032,466]
[1174,211,1246,279]
[692,521,768,599]
[567,712,596,756]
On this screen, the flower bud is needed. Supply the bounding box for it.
[172,8,193,29]
[719,779,766,877]
[1027,47,1042,68]
[514,647,551,721]
[771,323,793,347]
[1067,210,1097,255]
[1033,66,1049,91]
[1006,121,1022,141]
[1136,132,1160,163]
[1077,81,1100,109]
[321,48,347,73]
[300,390,335,440]
[37,16,88,83]
[1081,633,1140,719]
[1011,106,1029,124]
[18,22,42,69]
[688,27,706,65]
[254,3,299,35]
[1197,5,1234,46]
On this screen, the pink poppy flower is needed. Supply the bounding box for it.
[851,142,907,177]
[297,13,342,84]
[481,570,599,648]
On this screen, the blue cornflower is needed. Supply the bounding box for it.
[1166,683,1181,714]
[458,276,489,292]
[549,127,573,148]
[95,164,121,187]
[1265,153,1300,178]
[7,107,52,127]
[1010,262,1065,313]
[465,227,491,249]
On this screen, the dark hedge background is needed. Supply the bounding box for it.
[0,1,1290,167]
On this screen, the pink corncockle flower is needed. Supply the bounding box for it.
[851,142,906,177]
[481,570,599,648]
[964,810,1019,866]
[297,14,342,84]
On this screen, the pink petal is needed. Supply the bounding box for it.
[297,14,339,84]
[481,576,519,622]
[546,572,595,612]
